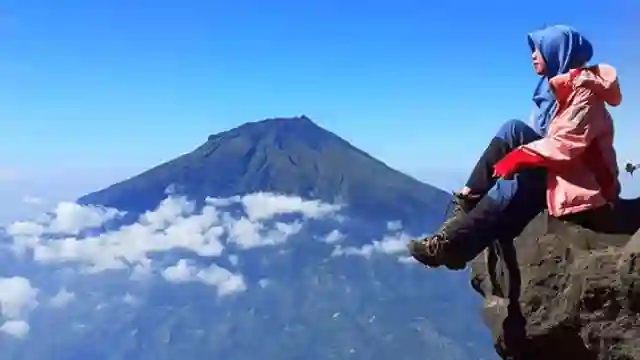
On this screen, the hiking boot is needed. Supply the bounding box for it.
[407,232,466,270]
[407,191,481,270]
[438,191,482,234]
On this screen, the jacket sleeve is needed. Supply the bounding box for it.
[494,102,595,177]
[526,102,595,161]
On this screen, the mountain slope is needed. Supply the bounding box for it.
[0,192,497,360]
[78,116,450,229]
[0,116,498,360]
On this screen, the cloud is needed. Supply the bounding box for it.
[331,232,413,260]
[0,320,30,339]
[8,201,123,238]
[49,288,75,308]
[239,193,341,221]
[162,259,247,296]
[0,190,429,341]
[122,293,140,306]
[0,277,39,320]
[258,279,270,288]
[0,277,39,338]
[130,258,153,281]
[197,263,247,296]
[398,255,419,264]
[320,229,344,244]
[1,190,421,322]
[227,218,304,249]
[162,259,194,282]
[6,193,342,276]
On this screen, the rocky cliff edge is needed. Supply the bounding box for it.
[470,198,640,359]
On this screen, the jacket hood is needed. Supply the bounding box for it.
[549,64,622,107]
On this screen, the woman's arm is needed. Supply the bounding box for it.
[493,101,595,178]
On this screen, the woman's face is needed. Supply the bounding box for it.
[531,48,546,75]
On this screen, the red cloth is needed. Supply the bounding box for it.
[493,147,546,178]
[494,144,618,202]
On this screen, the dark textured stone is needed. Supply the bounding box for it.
[470,198,640,359]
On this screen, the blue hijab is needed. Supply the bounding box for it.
[528,25,593,136]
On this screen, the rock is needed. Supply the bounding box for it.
[470,198,640,359]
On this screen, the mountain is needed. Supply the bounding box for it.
[78,115,451,231]
[0,116,497,360]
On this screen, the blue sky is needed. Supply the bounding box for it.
[0,0,639,211]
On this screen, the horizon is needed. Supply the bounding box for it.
[1,0,639,222]
[1,113,639,223]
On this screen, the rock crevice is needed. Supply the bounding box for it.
[470,198,640,359]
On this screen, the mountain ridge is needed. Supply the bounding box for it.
[78,115,451,230]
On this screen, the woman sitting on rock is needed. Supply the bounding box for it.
[408,24,623,270]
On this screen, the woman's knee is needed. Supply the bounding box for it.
[496,119,528,139]
[495,119,539,146]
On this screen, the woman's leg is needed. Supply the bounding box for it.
[464,119,542,196]
[409,167,547,269]
[440,119,543,233]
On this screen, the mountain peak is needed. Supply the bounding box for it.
[79,116,450,229]
[207,115,316,142]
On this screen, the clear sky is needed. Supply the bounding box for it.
[0,0,639,219]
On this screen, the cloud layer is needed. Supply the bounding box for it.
[1,192,420,338]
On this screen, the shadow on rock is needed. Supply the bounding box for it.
[471,197,640,359]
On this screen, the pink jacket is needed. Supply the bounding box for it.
[495,64,622,217]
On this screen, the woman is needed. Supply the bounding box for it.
[408,24,622,270]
